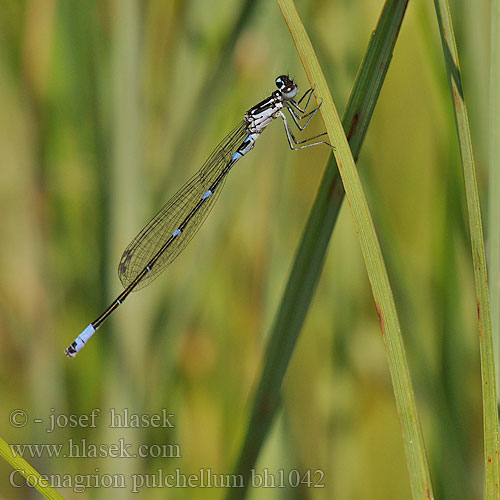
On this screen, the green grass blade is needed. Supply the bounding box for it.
[433,1,500,497]
[276,1,434,499]
[489,0,500,405]
[0,436,65,499]
[225,1,434,499]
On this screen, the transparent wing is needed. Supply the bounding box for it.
[118,120,248,290]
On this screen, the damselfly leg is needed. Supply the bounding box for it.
[280,113,330,151]
[285,102,322,131]
[280,88,331,151]
[293,87,315,112]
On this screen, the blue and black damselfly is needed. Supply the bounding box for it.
[66,75,330,358]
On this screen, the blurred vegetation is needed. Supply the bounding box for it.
[0,0,494,499]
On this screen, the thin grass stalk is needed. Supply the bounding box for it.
[0,436,64,499]
[110,0,144,365]
[275,1,434,499]
[433,1,500,498]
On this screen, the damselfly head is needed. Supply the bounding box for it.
[275,75,298,100]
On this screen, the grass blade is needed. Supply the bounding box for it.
[275,1,434,498]
[433,1,500,497]
[0,436,65,499]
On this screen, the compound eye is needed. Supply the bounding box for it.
[275,75,288,90]
[275,75,298,99]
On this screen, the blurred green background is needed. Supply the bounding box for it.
[0,0,494,498]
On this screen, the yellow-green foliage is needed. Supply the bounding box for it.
[0,1,496,499]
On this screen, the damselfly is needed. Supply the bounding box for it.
[66,75,330,358]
